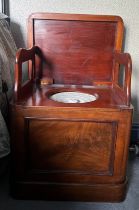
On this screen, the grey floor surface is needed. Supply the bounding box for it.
[0,154,139,210]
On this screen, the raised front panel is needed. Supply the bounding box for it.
[34,20,116,84]
[24,118,117,179]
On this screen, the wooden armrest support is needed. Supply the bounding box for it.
[113,52,132,106]
[15,46,42,63]
[14,46,42,101]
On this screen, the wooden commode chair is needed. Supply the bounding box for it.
[10,13,133,201]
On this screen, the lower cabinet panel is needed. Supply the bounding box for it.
[24,118,117,177]
[10,110,132,202]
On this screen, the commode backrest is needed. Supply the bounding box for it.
[28,13,124,85]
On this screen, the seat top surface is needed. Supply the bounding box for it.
[15,84,129,110]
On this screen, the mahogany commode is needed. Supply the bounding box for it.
[10,13,133,201]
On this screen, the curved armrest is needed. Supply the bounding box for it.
[15,46,42,63]
[113,52,132,106]
[14,46,42,100]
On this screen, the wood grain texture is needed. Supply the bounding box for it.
[25,118,117,175]
[10,104,132,201]
[10,13,133,201]
[34,20,116,84]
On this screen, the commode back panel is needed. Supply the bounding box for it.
[28,13,123,85]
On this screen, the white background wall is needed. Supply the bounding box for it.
[9,0,139,122]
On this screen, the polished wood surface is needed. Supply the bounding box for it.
[10,13,133,201]
[14,47,132,106]
[30,14,123,86]
[34,20,115,84]
[25,120,116,174]
[10,104,132,201]
[14,84,130,108]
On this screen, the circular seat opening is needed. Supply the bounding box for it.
[49,91,98,103]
